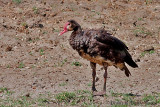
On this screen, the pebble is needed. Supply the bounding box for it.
[25,67,30,69]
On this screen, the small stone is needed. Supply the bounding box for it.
[32,86,36,89]
[6,46,12,52]
[38,24,44,28]
[43,13,46,17]
[26,37,32,42]
[41,86,45,89]
[63,72,67,75]
[25,67,30,69]
[25,93,30,97]
[135,58,140,62]
[51,13,57,17]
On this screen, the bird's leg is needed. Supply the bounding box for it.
[103,64,108,94]
[90,62,97,92]
[93,63,108,96]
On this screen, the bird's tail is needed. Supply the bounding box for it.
[122,65,131,77]
[125,52,138,68]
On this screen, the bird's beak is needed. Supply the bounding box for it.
[58,22,69,36]
[58,29,68,36]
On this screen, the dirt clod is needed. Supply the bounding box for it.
[5,46,12,52]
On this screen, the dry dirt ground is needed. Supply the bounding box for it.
[0,0,160,106]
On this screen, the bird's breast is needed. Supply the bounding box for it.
[79,50,114,66]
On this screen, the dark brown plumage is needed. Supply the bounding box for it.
[59,20,138,96]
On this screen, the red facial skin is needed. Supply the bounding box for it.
[59,22,69,36]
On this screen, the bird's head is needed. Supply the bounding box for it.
[59,20,81,36]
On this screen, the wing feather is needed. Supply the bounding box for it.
[95,30,128,50]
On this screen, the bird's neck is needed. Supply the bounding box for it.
[71,26,83,38]
[74,26,82,33]
[69,26,83,50]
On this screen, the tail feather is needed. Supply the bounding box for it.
[122,65,131,77]
[125,52,138,68]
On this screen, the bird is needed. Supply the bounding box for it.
[59,20,138,96]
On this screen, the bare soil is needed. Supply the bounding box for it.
[0,0,160,106]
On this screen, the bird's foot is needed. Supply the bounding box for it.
[92,87,97,92]
[93,91,106,96]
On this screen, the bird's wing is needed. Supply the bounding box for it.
[94,31,128,50]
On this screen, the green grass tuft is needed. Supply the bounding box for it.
[12,0,21,4]
[59,82,67,86]
[55,92,76,104]
[39,49,45,55]
[32,6,39,14]
[140,50,155,57]
[72,61,82,66]
[0,88,159,106]
[18,62,25,68]
[143,94,160,105]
